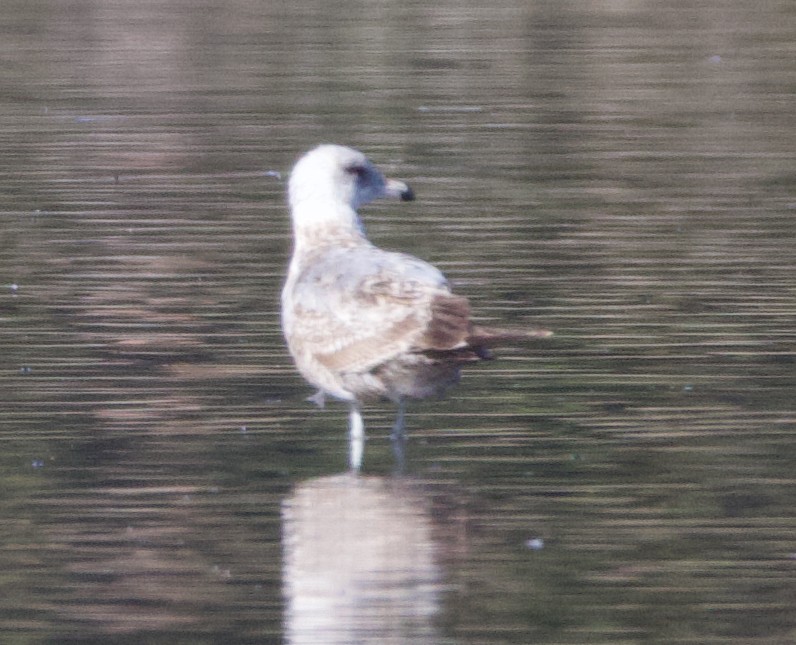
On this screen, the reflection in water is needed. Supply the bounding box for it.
[282,474,443,644]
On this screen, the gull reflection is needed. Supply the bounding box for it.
[282,473,444,644]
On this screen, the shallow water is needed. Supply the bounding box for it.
[1,1,794,643]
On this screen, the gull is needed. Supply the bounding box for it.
[281,144,551,470]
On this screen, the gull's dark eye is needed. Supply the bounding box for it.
[344,163,368,179]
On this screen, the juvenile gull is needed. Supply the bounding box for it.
[281,144,551,469]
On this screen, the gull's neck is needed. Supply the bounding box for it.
[289,199,369,258]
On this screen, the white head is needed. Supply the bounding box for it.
[288,145,414,218]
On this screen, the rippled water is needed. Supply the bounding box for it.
[1,1,794,643]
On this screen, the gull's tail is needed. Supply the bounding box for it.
[419,293,552,361]
[468,325,553,346]
[466,325,553,360]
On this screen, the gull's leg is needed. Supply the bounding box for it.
[348,403,365,472]
[390,398,407,440]
[390,398,407,473]
[306,390,326,408]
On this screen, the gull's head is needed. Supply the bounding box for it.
[288,145,414,214]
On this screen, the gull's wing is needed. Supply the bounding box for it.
[284,245,471,374]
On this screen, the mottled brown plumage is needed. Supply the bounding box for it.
[281,145,551,469]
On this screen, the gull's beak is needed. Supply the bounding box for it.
[385,178,415,202]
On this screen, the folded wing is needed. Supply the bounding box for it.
[285,245,472,375]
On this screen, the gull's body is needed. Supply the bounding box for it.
[281,145,549,469]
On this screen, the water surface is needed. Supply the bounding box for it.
[1,1,794,643]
